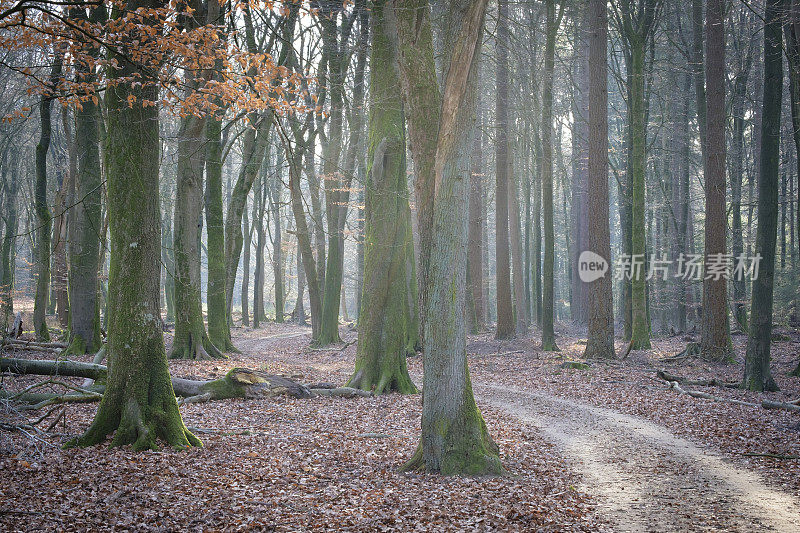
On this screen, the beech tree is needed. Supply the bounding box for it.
[393,0,501,475]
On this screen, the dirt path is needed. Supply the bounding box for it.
[473,382,800,532]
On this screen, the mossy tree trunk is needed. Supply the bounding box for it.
[744,0,782,392]
[204,0,236,351]
[1,149,19,331]
[73,7,199,449]
[583,0,615,359]
[394,0,501,476]
[540,0,563,352]
[346,0,417,395]
[66,9,103,355]
[616,0,659,349]
[33,48,63,342]
[317,0,351,347]
[252,161,268,328]
[392,0,441,345]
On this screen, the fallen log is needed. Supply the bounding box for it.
[1,357,107,380]
[5,339,68,350]
[0,358,317,404]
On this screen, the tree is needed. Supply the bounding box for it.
[743,0,782,392]
[32,46,63,341]
[614,0,660,350]
[346,0,417,394]
[541,0,564,352]
[583,0,614,360]
[494,0,514,340]
[394,0,501,476]
[699,0,732,361]
[204,0,235,352]
[72,0,200,450]
[64,4,104,356]
[0,147,19,331]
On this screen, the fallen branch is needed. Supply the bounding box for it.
[761,400,800,413]
[656,370,740,389]
[667,381,759,408]
[310,387,373,398]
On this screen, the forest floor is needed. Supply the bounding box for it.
[2,316,800,531]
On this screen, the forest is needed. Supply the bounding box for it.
[1,0,800,530]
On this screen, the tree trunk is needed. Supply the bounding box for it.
[72,15,199,449]
[347,0,418,394]
[541,0,561,352]
[205,110,234,349]
[269,160,285,323]
[393,0,501,476]
[171,106,222,359]
[744,0,782,392]
[1,150,19,331]
[700,0,732,361]
[494,0,514,340]
[583,0,615,359]
[65,24,102,355]
[241,206,251,327]
[468,109,484,333]
[204,0,235,351]
[33,49,63,342]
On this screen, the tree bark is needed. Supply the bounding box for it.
[66,12,103,355]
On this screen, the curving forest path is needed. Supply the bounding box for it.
[473,381,800,532]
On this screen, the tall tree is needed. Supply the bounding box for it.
[744,0,783,392]
[614,0,660,349]
[494,0,514,339]
[205,0,236,351]
[64,4,104,355]
[467,108,485,333]
[32,46,63,341]
[73,0,200,450]
[347,0,417,394]
[394,0,501,476]
[541,0,564,351]
[699,0,732,361]
[0,148,18,331]
[583,0,615,359]
[170,0,223,360]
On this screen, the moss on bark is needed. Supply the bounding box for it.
[346,1,417,395]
